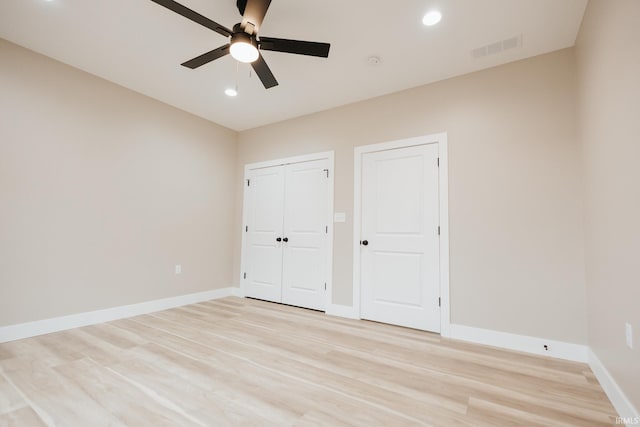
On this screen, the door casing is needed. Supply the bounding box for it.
[353,134,450,337]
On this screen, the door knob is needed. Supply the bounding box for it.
[276,237,282,242]
[361,240,368,246]
[283,237,289,242]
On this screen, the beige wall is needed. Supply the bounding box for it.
[235,49,588,344]
[576,0,640,411]
[0,39,237,326]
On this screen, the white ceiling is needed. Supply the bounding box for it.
[0,0,588,131]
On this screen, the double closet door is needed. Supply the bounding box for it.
[243,158,330,311]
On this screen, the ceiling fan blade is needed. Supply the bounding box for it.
[150,0,232,37]
[241,0,272,33]
[259,37,330,58]
[251,54,278,89]
[181,44,230,69]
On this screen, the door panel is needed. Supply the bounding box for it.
[244,166,285,303]
[372,252,423,306]
[281,159,329,310]
[375,155,424,234]
[361,144,440,332]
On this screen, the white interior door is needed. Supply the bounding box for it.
[360,144,440,332]
[244,166,285,303]
[281,159,329,311]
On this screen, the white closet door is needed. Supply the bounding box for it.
[281,159,329,311]
[244,166,285,303]
[360,144,440,332]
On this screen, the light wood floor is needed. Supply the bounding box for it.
[0,297,617,426]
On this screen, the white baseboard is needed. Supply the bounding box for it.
[230,286,244,297]
[588,349,639,423]
[448,324,588,363]
[0,287,236,343]
[325,304,359,319]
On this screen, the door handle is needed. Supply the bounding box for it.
[361,240,368,246]
[283,237,289,242]
[276,237,282,242]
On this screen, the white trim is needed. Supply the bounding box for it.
[240,151,335,312]
[437,138,451,338]
[0,287,236,343]
[243,151,335,171]
[352,133,450,334]
[588,349,639,423]
[325,155,336,313]
[448,324,588,363]
[230,286,245,297]
[352,144,363,318]
[325,304,359,319]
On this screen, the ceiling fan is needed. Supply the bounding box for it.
[150,0,331,89]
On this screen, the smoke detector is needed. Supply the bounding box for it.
[367,55,382,65]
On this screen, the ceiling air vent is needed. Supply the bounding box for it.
[471,34,522,59]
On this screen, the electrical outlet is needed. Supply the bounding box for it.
[626,323,633,349]
[175,264,182,275]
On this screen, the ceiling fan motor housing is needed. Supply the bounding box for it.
[231,30,257,47]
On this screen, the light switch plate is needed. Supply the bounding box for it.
[334,212,346,223]
[175,264,182,275]
[626,323,633,349]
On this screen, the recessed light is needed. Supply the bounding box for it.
[422,10,442,26]
[225,88,238,97]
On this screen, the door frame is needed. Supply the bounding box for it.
[240,151,335,312]
[353,133,450,337]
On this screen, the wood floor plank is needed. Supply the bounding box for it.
[0,406,47,427]
[53,357,203,427]
[467,396,607,427]
[112,342,302,424]
[0,338,72,369]
[105,351,282,426]
[0,297,618,426]
[0,375,26,416]
[0,346,13,362]
[2,359,126,426]
[79,322,147,350]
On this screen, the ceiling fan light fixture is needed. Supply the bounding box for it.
[230,33,259,63]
